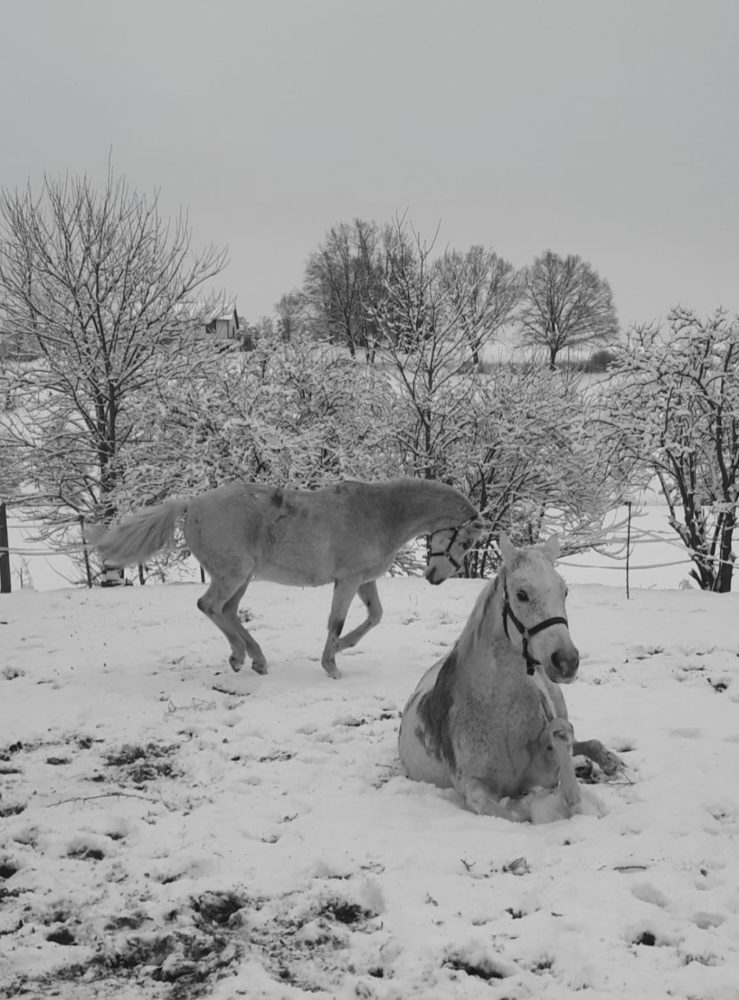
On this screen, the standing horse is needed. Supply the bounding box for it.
[91,478,483,679]
[398,532,620,822]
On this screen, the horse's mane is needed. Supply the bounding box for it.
[455,569,505,662]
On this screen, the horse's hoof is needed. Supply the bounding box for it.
[323,664,342,680]
[251,660,268,675]
[229,656,244,673]
[601,751,625,776]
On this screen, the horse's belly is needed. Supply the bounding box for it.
[255,565,331,587]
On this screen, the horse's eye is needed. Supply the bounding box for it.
[516,590,529,603]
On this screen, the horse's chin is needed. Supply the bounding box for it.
[424,569,444,586]
[544,665,578,685]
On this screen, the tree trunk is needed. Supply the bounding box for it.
[714,512,735,592]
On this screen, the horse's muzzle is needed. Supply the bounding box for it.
[425,567,444,586]
[546,646,580,684]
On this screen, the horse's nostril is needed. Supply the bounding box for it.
[552,649,579,677]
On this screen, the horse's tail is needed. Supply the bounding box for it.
[88,499,189,567]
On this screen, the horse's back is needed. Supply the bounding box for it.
[183,480,396,587]
[183,483,270,575]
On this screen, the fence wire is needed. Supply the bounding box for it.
[2,522,735,571]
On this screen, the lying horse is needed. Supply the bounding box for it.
[398,532,620,822]
[91,478,483,679]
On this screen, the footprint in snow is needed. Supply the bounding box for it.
[668,727,703,740]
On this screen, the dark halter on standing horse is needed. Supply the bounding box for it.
[426,515,481,583]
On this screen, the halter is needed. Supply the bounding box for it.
[428,517,476,572]
[502,578,569,677]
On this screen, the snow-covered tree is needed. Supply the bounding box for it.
[369,221,493,482]
[459,364,628,575]
[0,421,22,504]
[604,308,739,591]
[103,335,404,578]
[0,169,227,545]
[368,224,624,574]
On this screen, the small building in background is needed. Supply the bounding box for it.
[204,306,241,341]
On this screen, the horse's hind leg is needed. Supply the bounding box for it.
[197,574,266,674]
[222,580,267,673]
[573,738,623,776]
[336,580,383,653]
[321,579,360,679]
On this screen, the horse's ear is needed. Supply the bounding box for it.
[499,530,517,566]
[543,534,561,563]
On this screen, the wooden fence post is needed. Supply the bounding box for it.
[625,500,632,599]
[79,515,93,588]
[0,502,11,594]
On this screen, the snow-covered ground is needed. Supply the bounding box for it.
[1,573,738,999]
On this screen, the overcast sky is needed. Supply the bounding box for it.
[2,0,738,330]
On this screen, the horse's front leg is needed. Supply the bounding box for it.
[460,777,532,823]
[573,738,624,776]
[321,579,360,678]
[547,720,581,812]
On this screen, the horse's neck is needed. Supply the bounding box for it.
[392,479,468,537]
[454,572,512,695]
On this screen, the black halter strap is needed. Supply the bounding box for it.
[428,518,474,572]
[502,579,569,676]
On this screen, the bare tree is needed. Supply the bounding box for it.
[604,308,739,591]
[436,245,521,366]
[517,250,618,367]
[0,169,228,542]
[303,219,383,359]
[274,289,308,342]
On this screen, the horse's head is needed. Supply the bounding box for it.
[425,517,485,586]
[499,531,579,683]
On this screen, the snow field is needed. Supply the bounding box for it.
[0,579,738,998]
